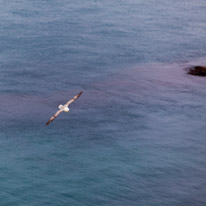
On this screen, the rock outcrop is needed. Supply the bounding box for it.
[188,66,206,76]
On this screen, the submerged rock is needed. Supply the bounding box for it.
[188,66,206,76]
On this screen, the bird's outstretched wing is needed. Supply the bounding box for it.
[65,91,83,107]
[46,110,62,125]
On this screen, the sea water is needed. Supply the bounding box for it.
[0,0,206,205]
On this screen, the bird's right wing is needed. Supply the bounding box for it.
[46,109,62,125]
[65,91,83,107]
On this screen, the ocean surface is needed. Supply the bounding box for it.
[1,0,206,205]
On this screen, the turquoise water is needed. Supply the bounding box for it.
[1,1,206,205]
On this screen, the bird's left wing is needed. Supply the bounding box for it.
[65,91,83,107]
[46,109,62,125]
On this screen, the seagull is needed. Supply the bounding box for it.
[46,91,83,125]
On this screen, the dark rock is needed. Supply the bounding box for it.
[188,66,206,76]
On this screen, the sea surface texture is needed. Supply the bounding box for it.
[0,0,206,205]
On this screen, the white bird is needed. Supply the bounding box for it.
[46,91,83,125]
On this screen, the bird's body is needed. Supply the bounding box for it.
[46,91,83,125]
[63,106,70,112]
[58,104,70,112]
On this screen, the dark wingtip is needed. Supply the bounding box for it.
[79,91,83,96]
[46,121,50,125]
